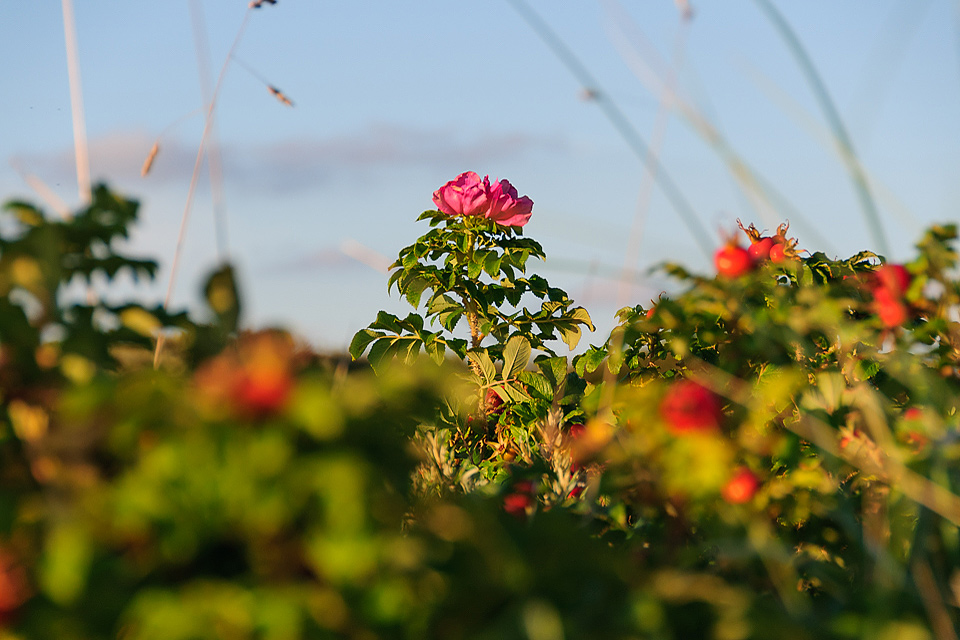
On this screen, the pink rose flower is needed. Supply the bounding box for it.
[432,171,489,218]
[432,172,534,228]
[484,177,533,227]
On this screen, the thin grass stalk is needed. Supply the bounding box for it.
[61,0,90,205]
[738,57,922,235]
[154,9,253,369]
[616,13,691,307]
[506,0,715,259]
[190,0,229,262]
[752,0,890,256]
[61,0,98,307]
[141,108,205,178]
[10,162,72,221]
[599,8,693,420]
[912,557,960,640]
[602,1,836,255]
[847,0,931,148]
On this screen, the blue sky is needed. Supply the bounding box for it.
[2,1,959,352]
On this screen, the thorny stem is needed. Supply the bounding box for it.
[465,303,483,380]
[464,229,484,382]
[461,226,491,414]
[462,226,485,375]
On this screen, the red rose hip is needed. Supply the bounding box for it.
[768,243,788,264]
[715,244,753,278]
[660,380,722,434]
[748,237,776,263]
[722,467,760,504]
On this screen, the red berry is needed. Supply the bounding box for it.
[873,287,909,327]
[903,407,923,421]
[485,389,505,415]
[748,237,776,263]
[660,380,722,434]
[904,431,928,452]
[233,370,293,417]
[514,480,535,494]
[874,264,911,297]
[0,548,29,624]
[768,243,787,263]
[503,492,532,517]
[721,467,760,504]
[504,480,536,517]
[714,245,753,278]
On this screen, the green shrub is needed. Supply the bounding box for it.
[1,180,958,638]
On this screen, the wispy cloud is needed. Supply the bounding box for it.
[12,124,568,194]
[263,246,358,273]
[263,239,393,276]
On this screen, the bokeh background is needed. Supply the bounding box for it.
[2,1,958,351]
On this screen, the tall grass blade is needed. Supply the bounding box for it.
[506,0,715,259]
[61,0,90,205]
[190,0,229,262]
[155,9,253,368]
[753,0,890,256]
[602,1,835,255]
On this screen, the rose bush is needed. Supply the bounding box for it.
[1,178,959,638]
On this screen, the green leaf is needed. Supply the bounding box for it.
[855,359,881,381]
[387,268,403,293]
[349,328,382,360]
[371,311,402,334]
[41,523,92,605]
[416,209,441,222]
[518,370,552,401]
[537,356,568,390]
[483,252,503,277]
[568,306,595,331]
[424,338,445,365]
[203,263,241,333]
[502,334,531,378]
[470,349,497,385]
[3,201,45,227]
[367,337,395,373]
[574,345,606,376]
[397,337,422,364]
[447,338,468,360]
[402,276,429,308]
[467,258,483,280]
[402,312,425,332]
[428,294,460,314]
[498,382,531,402]
[558,323,582,351]
[400,248,419,269]
[504,285,522,307]
[439,309,462,332]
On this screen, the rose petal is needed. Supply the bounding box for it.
[432,171,488,217]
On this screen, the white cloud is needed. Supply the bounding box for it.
[12,124,568,194]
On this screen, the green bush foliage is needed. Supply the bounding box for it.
[1,182,959,639]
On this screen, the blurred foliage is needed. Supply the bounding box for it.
[1,187,960,639]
